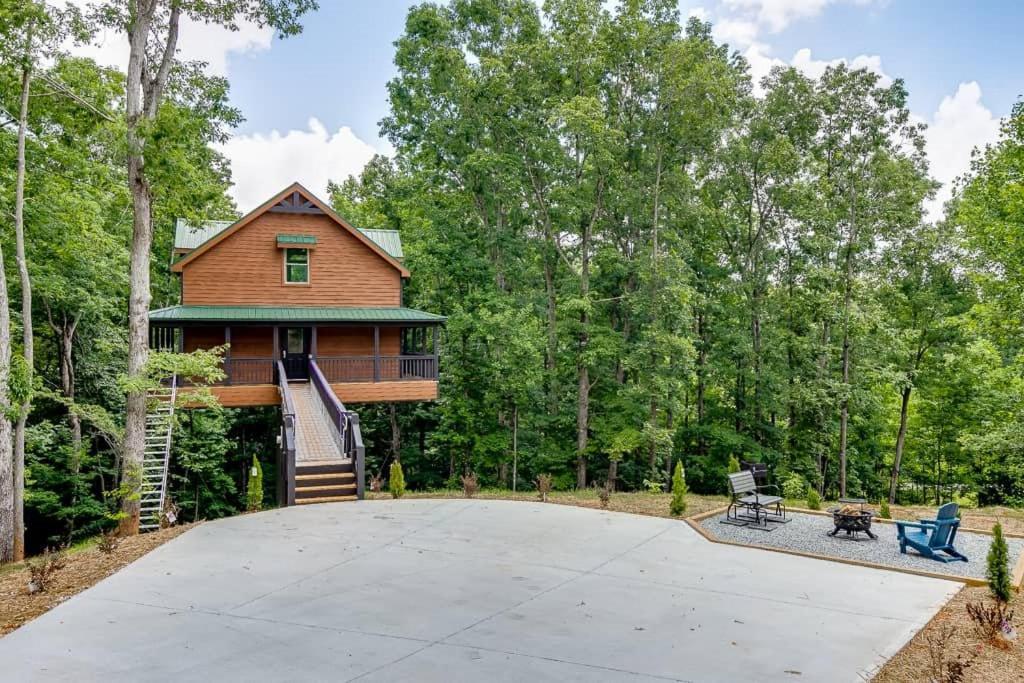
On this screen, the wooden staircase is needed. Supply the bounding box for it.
[294,460,358,504]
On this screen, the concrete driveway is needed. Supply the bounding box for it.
[0,500,958,682]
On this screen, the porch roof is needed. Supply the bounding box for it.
[149,305,446,324]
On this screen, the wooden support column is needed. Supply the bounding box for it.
[225,326,232,385]
[373,325,381,382]
[311,326,317,361]
[176,326,184,353]
[272,325,280,383]
[432,325,440,379]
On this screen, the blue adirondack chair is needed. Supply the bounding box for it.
[895,502,968,563]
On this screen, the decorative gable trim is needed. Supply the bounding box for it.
[170,182,410,277]
[269,190,324,215]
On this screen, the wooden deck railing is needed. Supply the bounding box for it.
[310,360,365,498]
[208,354,438,386]
[276,360,297,506]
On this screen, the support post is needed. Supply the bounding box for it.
[310,326,317,360]
[175,326,183,353]
[432,325,439,379]
[373,325,381,382]
[224,326,232,385]
[272,325,280,383]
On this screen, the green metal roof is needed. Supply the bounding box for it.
[173,219,404,259]
[276,234,317,245]
[149,305,445,323]
[174,218,233,251]
[357,228,404,259]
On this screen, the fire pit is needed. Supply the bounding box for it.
[827,501,876,540]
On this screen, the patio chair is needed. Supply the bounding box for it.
[895,502,968,563]
[725,470,787,529]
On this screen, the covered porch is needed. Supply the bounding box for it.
[149,305,444,405]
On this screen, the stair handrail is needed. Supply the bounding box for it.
[277,360,297,505]
[157,375,177,521]
[310,359,365,499]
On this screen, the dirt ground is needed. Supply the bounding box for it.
[0,523,197,637]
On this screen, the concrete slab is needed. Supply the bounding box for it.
[0,500,959,682]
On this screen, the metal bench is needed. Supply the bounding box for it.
[725,470,787,529]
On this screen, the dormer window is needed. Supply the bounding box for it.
[284,248,309,284]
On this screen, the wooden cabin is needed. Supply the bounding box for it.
[146,182,444,511]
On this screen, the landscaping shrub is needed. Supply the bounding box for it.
[669,460,687,516]
[96,530,120,555]
[460,472,479,498]
[370,475,383,493]
[879,499,891,519]
[389,461,406,499]
[925,623,974,683]
[535,474,552,502]
[966,599,1015,647]
[641,478,663,493]
[597,481,611,509]
[727,455,741,474]
[782,473,806,500]
[246,455,263,512]
[987,522,1012,602]
[27,548,67,594]
[806,488,821,511]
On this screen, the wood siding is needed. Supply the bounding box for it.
[317,327,399,356]
[231,327,274,356]
[180,212,401,306]
[198,380,437,407]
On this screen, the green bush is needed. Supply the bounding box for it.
[879,499,891,519]
[246,456,263,512]
[727,455,741,474]
[806,488,821,511]
[389,461,406,499]
[987,522,1012,602]
[782,473,806,500]
[669,460,687,516]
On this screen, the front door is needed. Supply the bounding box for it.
[280,327,310,380]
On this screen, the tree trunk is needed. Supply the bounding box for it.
[389,403,400,462]
[695,308,707,456]
[11,58,33,561]
[888,385,912,504]
[543,257,558,413]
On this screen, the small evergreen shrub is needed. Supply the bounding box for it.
[641,478,663,493]
[596,481,612,509]
[460,472,479,498]
[536,474,553,502]
[987,522,1012,603]
[727,455,741,474]
[879,499,891,519]
[246,455,263,512]
[670,460,688,516]
[389,461,406,499]
[806,488,821,511]
[782,473,806,500]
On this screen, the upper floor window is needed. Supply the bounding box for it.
[285,248,309,284]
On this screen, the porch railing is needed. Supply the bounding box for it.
[277,360,297,506]
[310,360,365,498]
[207,355,438,386]
[317,355,438,383]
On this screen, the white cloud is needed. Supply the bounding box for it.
[721,0,833,33]
[919,82,1001,220]
[216,118,381,212]
[64,1,272,77]
[790,47,891,86]
[713,18,760,47]
[688,7,710,22]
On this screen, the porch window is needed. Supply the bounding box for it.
[284,248,309,283]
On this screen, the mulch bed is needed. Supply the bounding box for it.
[873,586,1022,682]
[0,523,198,637]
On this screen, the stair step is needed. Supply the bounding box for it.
[295,495,357,505]
[296,472,354,483]
[295,484,357,495]
[295,461,354,476]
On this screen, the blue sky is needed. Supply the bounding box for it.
[79,0,1018,214]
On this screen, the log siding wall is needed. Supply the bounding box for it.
[180,212,401,306]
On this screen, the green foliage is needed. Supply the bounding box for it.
[669,460,687,516]
[642,478,664,494]
[782,473,806,500]
[806,488,822,511]
[389,461,406,499]
[727,455,741,475]
[986,523,1012,603]
[246,456,263,512]
[879,499,891,520]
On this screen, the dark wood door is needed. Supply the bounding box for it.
[280,327,310,380]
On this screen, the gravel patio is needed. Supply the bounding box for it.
[700,509,1024,580]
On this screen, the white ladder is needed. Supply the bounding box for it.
[139,377,176,532]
